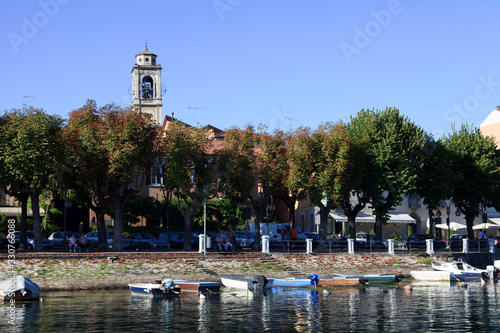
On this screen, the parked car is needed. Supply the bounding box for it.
[14,231,53,249]
[406,233,445,249]
[85,231,135,249]
[355,232,389,249]
[158,231,185,249]
[447,234,483,250]
[191,231,218,250]
[234,231,255,249]
[0,234,8,249]
[48,231,81,249]
[129,233,167,249]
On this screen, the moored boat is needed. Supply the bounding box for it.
[0,276,41,301]
[431,261,497,280]
[155,279,221,293]
[272,274,320,289]
[220,275,273,290]
[410,270,465,282]
[172,280,221,293]
[333,273,405,284]
[128,279,181,297]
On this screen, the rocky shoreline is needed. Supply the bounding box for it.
[0,252,434,291]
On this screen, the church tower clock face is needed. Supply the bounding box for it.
[131,46,163,125]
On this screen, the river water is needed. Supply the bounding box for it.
[2,280,500,332]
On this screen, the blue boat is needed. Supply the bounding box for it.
[273,274,319,289]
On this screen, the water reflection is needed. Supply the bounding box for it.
[2,282,500,331]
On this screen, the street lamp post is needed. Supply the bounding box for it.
[203,188,208,256]
[435,201,460,253]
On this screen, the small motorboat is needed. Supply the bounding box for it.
[333,273,405,284]
[154,279,221,293]
[128,278,181,297]
[410,270,465,282]
[220,275,274,290]
[0,276,41,301]
[272,274,319,289]
[432,261,497,280]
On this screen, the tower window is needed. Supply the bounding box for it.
[141,76,154,99]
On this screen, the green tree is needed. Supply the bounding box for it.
[66,100,160,250]
[300,123,361,243]
[218,126,266,250]
[160,121,216,250]
[0,108,65,251]
[442,124,500,238]
[348,108,427,241]
[415,135,456,237]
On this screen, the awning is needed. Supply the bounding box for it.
[435,222,467,231]
[329,211,416,224]
[473,223,500,230]
[0,207,45,216]
[386,212,416,224]
[329,211,375,223]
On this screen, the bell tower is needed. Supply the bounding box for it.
[131,46,163,125]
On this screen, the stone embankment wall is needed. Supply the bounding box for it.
[0,251,440,291]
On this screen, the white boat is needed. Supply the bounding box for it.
[432,261,497,280]
[0,276,41,301]
[220,275,274,290]
[410,270,465,282]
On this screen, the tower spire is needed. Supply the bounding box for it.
[145,39,148,51]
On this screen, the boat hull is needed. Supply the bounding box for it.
[333,273,404,284]
[410,270,464,282]
[173,280,221,293]
[319,277,367,287]
[272,278,317,289]
[220,275,274,290]
[0,276,41,301]
[128,283,181,297]
[432,261,488,279]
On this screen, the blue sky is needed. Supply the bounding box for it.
[2,0,500,137]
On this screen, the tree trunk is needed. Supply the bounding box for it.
[111,202,125,251]
[181,208,195,250]
[251,199,265,251]
[374,207,383,242]
[19,194,29,250]
[97,210,107,250]
[31,192,43,251]
[318,204,330,251]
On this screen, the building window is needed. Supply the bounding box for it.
[408,193,421,208]
[150,162,162,186]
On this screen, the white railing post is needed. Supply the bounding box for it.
[388,239,395,255]
[426,238,434,256]
[198,234,205,254]
[462,238,469,254]
[262,235,270,254]
[306,238,313,254]
[348,239,355,254]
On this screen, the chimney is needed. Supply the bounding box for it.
[496,105,500,111]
